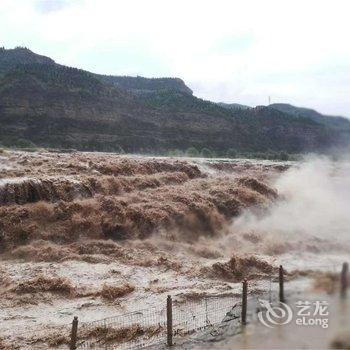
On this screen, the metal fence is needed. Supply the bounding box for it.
[75,295,239,349]
[3,262,347,349]
[73,262,348,350]
[77,304,167,350]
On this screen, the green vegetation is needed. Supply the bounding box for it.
[165,148,301,161]
[0,46,54,77]
[201,148,215,158]
[81,139,125,153]
[226,148,237,158]
[0,137,37,149]
[7,63,107,95]
[98,75,193,95]
[167,149,184,157]
[140,89,234,118]
[0,47,348,155]
[224,150,302,161]
[186,147,200,157]
[270,103,350,132]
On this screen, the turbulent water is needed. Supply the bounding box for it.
[233,156,350,243]
[0,150,348,349]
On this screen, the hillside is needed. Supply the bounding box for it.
[270,103,350,131]
[97,75,193,95]
[0,47,348,154]
[0,47,54,77]
[217,102,251,110]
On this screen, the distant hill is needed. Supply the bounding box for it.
[97,75,193,95]
[0,47,348,154]
[0,47,54,77]
[217,102,251,110]
[0,47,192,96]
[270,103,350,131]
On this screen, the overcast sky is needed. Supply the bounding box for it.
[1,0,350,116]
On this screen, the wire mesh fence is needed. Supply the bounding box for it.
[5,261,346,350]
[76,296,240,349]
[172,296,236,336]
[77,304,167,349]
[73,261,348,350]
[75,286,278,349]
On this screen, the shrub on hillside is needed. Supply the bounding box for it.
[201,148,214,158]
[186,147,199,157]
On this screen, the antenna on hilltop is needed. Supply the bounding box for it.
[268,96,271,105]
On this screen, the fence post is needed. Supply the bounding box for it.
[279,265,285,303]
[341,262,348,298]
[241,279,247,325]
[167,295,173,346]
[70,316,78,350]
